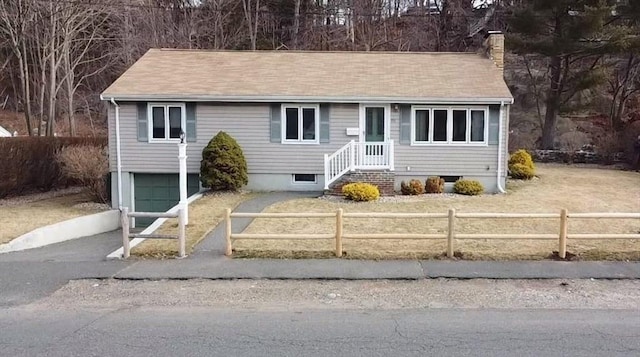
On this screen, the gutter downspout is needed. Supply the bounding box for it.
[111,98,123,209]
[496,101,507,193]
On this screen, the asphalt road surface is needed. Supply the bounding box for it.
[1,307,638,356]
[1,279,639,357]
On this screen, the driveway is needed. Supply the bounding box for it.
[0,230,132,307]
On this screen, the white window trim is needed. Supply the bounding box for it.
[147,103,186,143]
[291,174,318,184]
[281,104,320,144]
[359,103,391,143]
[410,105,489,146]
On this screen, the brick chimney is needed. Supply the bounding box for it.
[484,31,504,74]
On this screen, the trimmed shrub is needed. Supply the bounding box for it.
[342,182,380,202]
[0,137,107,198]
[453,179,484,196]
[508,149,535,180]
[400,179,424,195]
[56,145,109,203]
[200,131,248,191]
[425,176,445,194]
[509,163,535,180]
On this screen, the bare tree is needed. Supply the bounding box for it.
[0,0,36,135]
[609,54,640,130]
[242,0,260,50]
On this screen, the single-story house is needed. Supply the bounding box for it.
[101,32,513,214]
[0,125,11,137]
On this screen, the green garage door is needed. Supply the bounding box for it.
[134,174,200,227]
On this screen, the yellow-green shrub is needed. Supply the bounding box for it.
[453,179,484,196]
[510,163,535,180]
[342,182,380,202]
[508,149,535,180]
[425,176,445,193]
[400,179,424,195]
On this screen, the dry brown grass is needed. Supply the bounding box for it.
[0,192,104,244]
[131,191,256,258]
[235,164,640,260]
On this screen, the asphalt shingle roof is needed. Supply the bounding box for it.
[102,49,513,102]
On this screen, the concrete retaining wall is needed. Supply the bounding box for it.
[0,210,121,253]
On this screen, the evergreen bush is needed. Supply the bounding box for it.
[342,182,380,201]
[200,131,248,191]
[508,149,536,180]
[453,179,484,196]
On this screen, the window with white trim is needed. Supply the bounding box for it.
[282,104,319,144]
[148,103,186,141]
[411,106,488,145]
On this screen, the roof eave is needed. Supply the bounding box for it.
[100,94,515,105]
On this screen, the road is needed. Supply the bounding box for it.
[1,279,639,356]
[1,307,638,356]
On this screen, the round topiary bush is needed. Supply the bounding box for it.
[342,182,380,202]
[400,179,424,195]
[200,131,248,191]
[510,163,535,179]
[453,179,484,196]
[508,149,536,180]
[425,176,445,194]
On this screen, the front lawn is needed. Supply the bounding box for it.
[234,164,640,260]
[131,191,256,258]
[0,188,107,245]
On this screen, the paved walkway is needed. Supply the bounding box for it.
[2,191,639,307]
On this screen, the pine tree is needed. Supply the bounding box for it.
[508,0,632,149]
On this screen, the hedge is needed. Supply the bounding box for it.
[0,137,107,198]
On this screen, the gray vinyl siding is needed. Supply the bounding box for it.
[108,102,357,174]
[108,102,509,180]
[393,105,506,178]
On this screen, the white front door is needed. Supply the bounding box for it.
[359,104,391,166]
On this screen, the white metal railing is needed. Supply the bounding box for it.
[324,140,395,189]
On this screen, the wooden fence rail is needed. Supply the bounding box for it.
[224,208,640,258]
[121,207,186,259]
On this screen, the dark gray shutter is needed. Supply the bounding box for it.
[399,104,411,144]
[319,103,330,143]
[270,103,281,143]
[137,102,148,142]
[186,102,197,142]
[488,105,500,145]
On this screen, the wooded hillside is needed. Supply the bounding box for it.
[0,0,638,151]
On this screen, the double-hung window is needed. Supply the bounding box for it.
[282,104,319,144]
[148,103,186,142]
[411,106,488,145]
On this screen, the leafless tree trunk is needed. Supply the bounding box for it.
[0,0,35,135]
[293,0,301,49]
[609,54,640,130]
[242,0,260,50]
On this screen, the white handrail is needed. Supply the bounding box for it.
[324,140,395,189]
[324,140,355,189]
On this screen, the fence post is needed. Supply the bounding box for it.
[559,208,568,259]
[121,207,130,259]
[447,208,456,258]
[178,208,186,258]
[225,208,233,256]
[336,208,343,257]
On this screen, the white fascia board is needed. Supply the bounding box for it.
[100,94,514,105]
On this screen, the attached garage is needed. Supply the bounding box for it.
[134,173,200,227]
